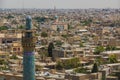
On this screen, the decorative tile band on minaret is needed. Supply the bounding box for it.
[22,16,36,80]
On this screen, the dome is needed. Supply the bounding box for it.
[54,15,58,19]
[26,15,32,20]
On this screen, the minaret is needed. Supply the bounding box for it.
[22,16,36,80]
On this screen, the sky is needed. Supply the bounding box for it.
[0,0,120,9]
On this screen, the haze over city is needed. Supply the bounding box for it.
[0,0,120,9]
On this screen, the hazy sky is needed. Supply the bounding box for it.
[0,0,119,9]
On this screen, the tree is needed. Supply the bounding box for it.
[34,17,46,22]
[41,32,48,37]
[0,26,9,30]
[48,42,54,57]
[74,67,88,73]
[106,46,112,51]
[10,54,18,59]
[56,61,64,70]
[38,48,48,61]
[81,19,92,26]
[95,57,103,66]
[108,54,118,63]
[94,46,105,55]
[0,59,7,65]
[6,14,14,19]
[55,41,63,46]
[61,34,68,38]
[56,58,80,70]
[11,20,18,24]
[91,63,98,73]
[68,24,72,30]
[106,46,117,51]
[18,25,25,29]
[79,42,84,47]
[57,28,60,32]
[70,58,80,68]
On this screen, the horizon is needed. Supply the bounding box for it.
[0,8,120,10]
[0,0,119,9]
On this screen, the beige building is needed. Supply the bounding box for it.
[10,42,23,55]
[51,22,68,31]
[102,50,120,59]
[0,30,22,44]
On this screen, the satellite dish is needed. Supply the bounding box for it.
[44,72,50,76]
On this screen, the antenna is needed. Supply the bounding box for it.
[22,0,26,16]
[53,0,56,11]
[22,0,24,13]
[22,0,24,10]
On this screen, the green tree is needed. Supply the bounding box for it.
[57,28,60,32]
[68,24,72,30]
[38,47,48,61]
[91,63,98,73]
[56,58,80,69]
[34,17,46,22]
[79,42,84,47]
[48,42,54,57]
[41,32,48,37]
[81,19,92,26]
[18,25,25,29]
[64,59,72,69]
[74,67,88,73]
[10,54,18,59]
[55,41,63,46]
[94,46,105,55]
[70,58,80,68]
[108,54,118,63]
[106,46,117,51]
[6,14,14,19]
[61,34,68,38]
[0,59,7,65]
[95,57,103,66]
[0,26,9,30]
[56,61,64,70]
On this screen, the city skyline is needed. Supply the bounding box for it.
[0,0,120,9]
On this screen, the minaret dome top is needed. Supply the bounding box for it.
[26,15,32,20]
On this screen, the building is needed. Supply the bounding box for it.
[51,16,68,31]
[0,30,22,44]
[22,16,36,80]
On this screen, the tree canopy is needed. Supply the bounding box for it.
[48,42,54,57]
[91,63,98,73]
[41,32,48,37]
[18,25,25,29]
[6,14,14,19]
[94,46,105,55]
[108,54,118,63]
[0,26,9,30]
[56,58,80,69]
[74,67,89,74]
[106,46,117,51]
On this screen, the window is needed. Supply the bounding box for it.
[13,48,16,51]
